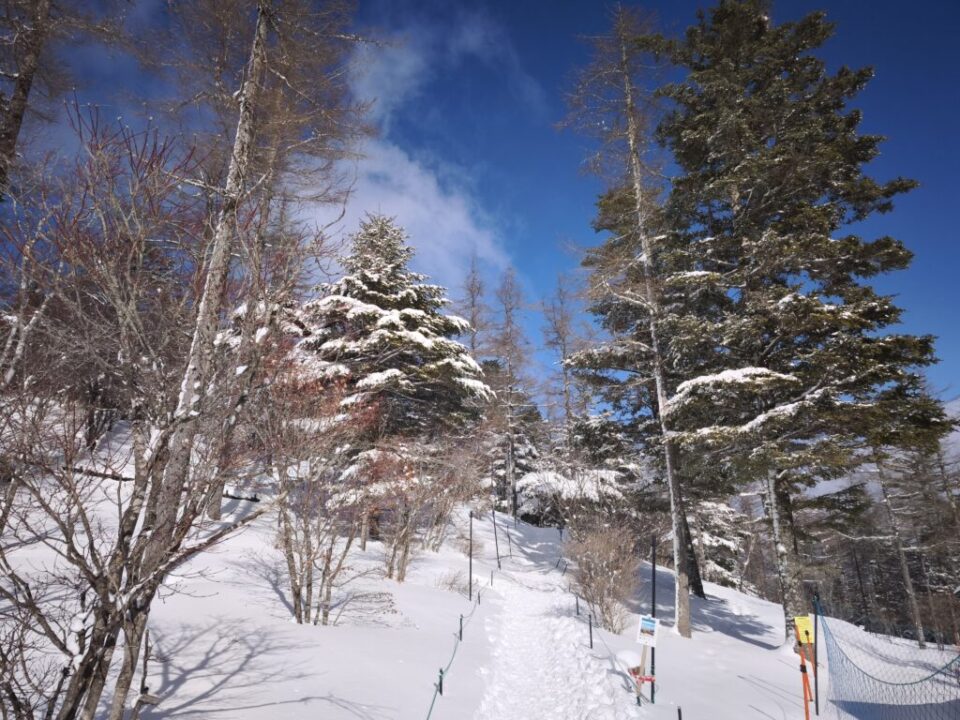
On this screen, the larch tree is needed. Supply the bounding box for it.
[0,2,366,717]
[0,0,129,195]
[488,267,537,519]
[542,275,587,442]
[455,254,492,358]
[565,6,699,637]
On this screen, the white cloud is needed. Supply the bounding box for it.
[349,9,547,130]
[328,138,508,289]
[349,30,433,131]
[445,11,547,117]
[319,9,546,293]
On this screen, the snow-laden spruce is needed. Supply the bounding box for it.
[293,215,492,436]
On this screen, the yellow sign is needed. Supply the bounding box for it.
[794,615,815,643]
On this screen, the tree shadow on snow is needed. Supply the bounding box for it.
[142,618,314,718]
[627,562,781,650]
[226,549,296,619]
[831,698,960,719]
[692,598,781,650]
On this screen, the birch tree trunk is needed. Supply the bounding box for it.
[157,3,269,528]
[616,21,692,638]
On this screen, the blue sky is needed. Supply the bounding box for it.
[38,0,959,401]
[336,0,960,401]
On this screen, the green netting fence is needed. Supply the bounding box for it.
[815,600,960,719]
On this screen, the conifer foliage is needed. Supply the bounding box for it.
[567,0,954,644]
[652,0,943,640]
[294,214,492,438]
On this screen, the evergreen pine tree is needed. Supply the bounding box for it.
[653,0,941,642]
[294,214,491,438]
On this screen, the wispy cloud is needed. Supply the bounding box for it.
[445,10,547,118]
[333,138,508,288]
[350,7,547,131]
[322,5,545,292]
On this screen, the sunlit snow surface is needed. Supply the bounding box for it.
[126,508,829,720]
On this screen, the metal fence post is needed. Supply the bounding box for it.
[813,595,820,716]
[468,510,473,601]
[492,509,501,569]
[652,533,657,705]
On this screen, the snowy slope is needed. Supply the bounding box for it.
[128,505,818,720]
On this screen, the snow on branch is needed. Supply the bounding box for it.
[666,367,799,415]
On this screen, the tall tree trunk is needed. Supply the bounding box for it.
[875,457,925,648]
[851,545,873,623]
[678,483,705,598]
[765,472,806,645]
[0,0,51,194]
[617,25,691,637]
[105,612,149,720]
[157,2,269,539]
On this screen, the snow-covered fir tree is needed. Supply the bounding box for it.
[479,359,543,511]
[516,414,640,528]
[293,214,492,438]
[650,0,945,642]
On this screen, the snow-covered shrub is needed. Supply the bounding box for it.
[517,467,626,527]
[566,527,638,633]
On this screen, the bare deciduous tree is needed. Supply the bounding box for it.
[0,1,365,714]
[567,524,639,633]
[565,7,696,637]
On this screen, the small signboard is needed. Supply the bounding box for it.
[794,615,815,644]
[636,615,659,648]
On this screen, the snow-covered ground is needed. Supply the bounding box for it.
[126,505,824,720]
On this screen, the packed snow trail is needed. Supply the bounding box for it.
[474,558,639,720]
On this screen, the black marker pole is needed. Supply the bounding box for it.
[651,534,657,705]
[468,510,473,601]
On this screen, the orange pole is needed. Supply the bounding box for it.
[795,623,812,720]
[804,629,817,679]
